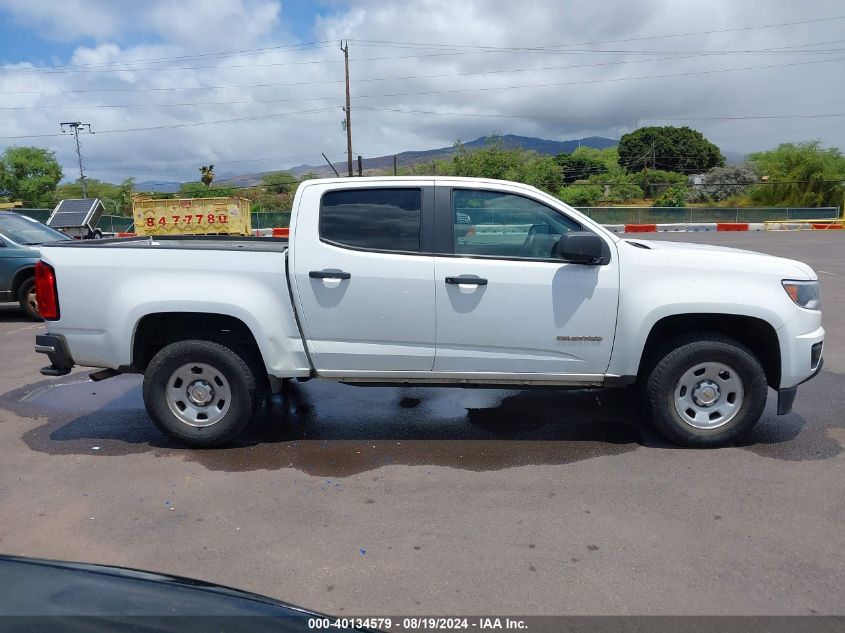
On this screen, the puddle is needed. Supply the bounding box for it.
[2,369,840,475]
[3,373,644,475]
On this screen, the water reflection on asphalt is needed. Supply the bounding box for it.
[2,369,841,475]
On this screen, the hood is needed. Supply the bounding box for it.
[623,239,816,279]
[0,555,350,627]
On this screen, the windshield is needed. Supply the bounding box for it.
[0,213,70,245]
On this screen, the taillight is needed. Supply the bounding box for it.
[35,261,59,320]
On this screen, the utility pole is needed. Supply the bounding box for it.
[393,155,398,176]
[340,41,353,177]
[357,155,363,177]
[60,121,93,198]
[642,141,655,201]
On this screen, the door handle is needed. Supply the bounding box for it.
[309,270,351,280]
[445,276,487,286]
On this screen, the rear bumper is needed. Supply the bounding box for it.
[35,334,74,376]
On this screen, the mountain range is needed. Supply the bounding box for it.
[134,134,618,192]
[134,134,744,193]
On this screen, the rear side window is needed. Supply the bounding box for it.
[320,188,422,252]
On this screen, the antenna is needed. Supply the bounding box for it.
[60,121,94,198]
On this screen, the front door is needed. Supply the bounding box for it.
[433,186,619,378]
[291,183,436,373]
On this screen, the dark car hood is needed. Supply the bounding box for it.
[0,555,361,632]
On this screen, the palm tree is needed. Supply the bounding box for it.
[199,165,215,187]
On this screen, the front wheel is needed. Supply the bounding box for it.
[642,334,768,447]
[17,276,41,321]
[143,339,260,447]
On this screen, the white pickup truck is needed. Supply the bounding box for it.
[33,177,824,448]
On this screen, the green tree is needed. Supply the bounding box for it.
[521,155,563,192]
[628,169,686,199]
[555,149,609,183]
[178,182,235,198]
[587,172,643,203]
[261,171,295,194]
[0,146,63,207]
[557,184,603,207]
[618,126,724,174]
[55,177,136,215]
[450,137,564,193]
[747,141,845,207]
[199,165,215,187]
[452,138,527,181]
[652,184,688,207]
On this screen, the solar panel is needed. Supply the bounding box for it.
[48,199,104,229]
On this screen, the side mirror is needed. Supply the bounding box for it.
[555,232,605,265]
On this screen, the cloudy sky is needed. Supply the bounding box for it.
[1,0,844,184]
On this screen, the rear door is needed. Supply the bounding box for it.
[432,184,619,379]
[291,182,436,374]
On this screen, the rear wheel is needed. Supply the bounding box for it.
[642,334,768,447]
[143,339,260,447]
[17,277,40,321]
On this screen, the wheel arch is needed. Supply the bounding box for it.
[130,312,265,374]
[11,265,35,296]
[636,313,781,389]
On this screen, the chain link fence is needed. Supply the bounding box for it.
[575,207,841,225]
[13,206,842,232]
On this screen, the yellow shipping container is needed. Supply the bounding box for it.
[133,197,252,236]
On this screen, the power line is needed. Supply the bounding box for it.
[5,54,844,112]
[0,54,701,95]
[6,37,843,95]
[4,42,845,76]
[357,106,845,123]
[6,13,841,77]
[24,41,336,71]
[0,107,336,139]
[10,38,837,98]
[347,55,845,100]
[348,15,845,51]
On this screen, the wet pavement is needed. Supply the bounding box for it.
[0,231,843,615]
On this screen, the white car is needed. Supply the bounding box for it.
[33,177,824,448]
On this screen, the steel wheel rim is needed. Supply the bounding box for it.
[165,362,232,428]
[673,361,744,430]
[27,286,38,314]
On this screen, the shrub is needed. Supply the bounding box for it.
[558,184,604,207]
[652,184,688,207]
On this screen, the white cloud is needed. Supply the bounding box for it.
[147,0,282,49]
[0,0,124,41]
[1,0,844,183]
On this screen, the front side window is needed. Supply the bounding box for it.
[320,188,422,252]
[453,189,580,259]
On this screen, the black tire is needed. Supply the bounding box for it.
[17,276,41,321]
[642,333,768,447]
[143,339,260,447]
[92,229,103,239]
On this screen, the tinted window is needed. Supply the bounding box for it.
[320,188,422,252]
[453,189,580,259]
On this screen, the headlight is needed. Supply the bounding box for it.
[782,280,821,310]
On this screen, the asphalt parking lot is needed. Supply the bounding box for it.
[0,231,843,616]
